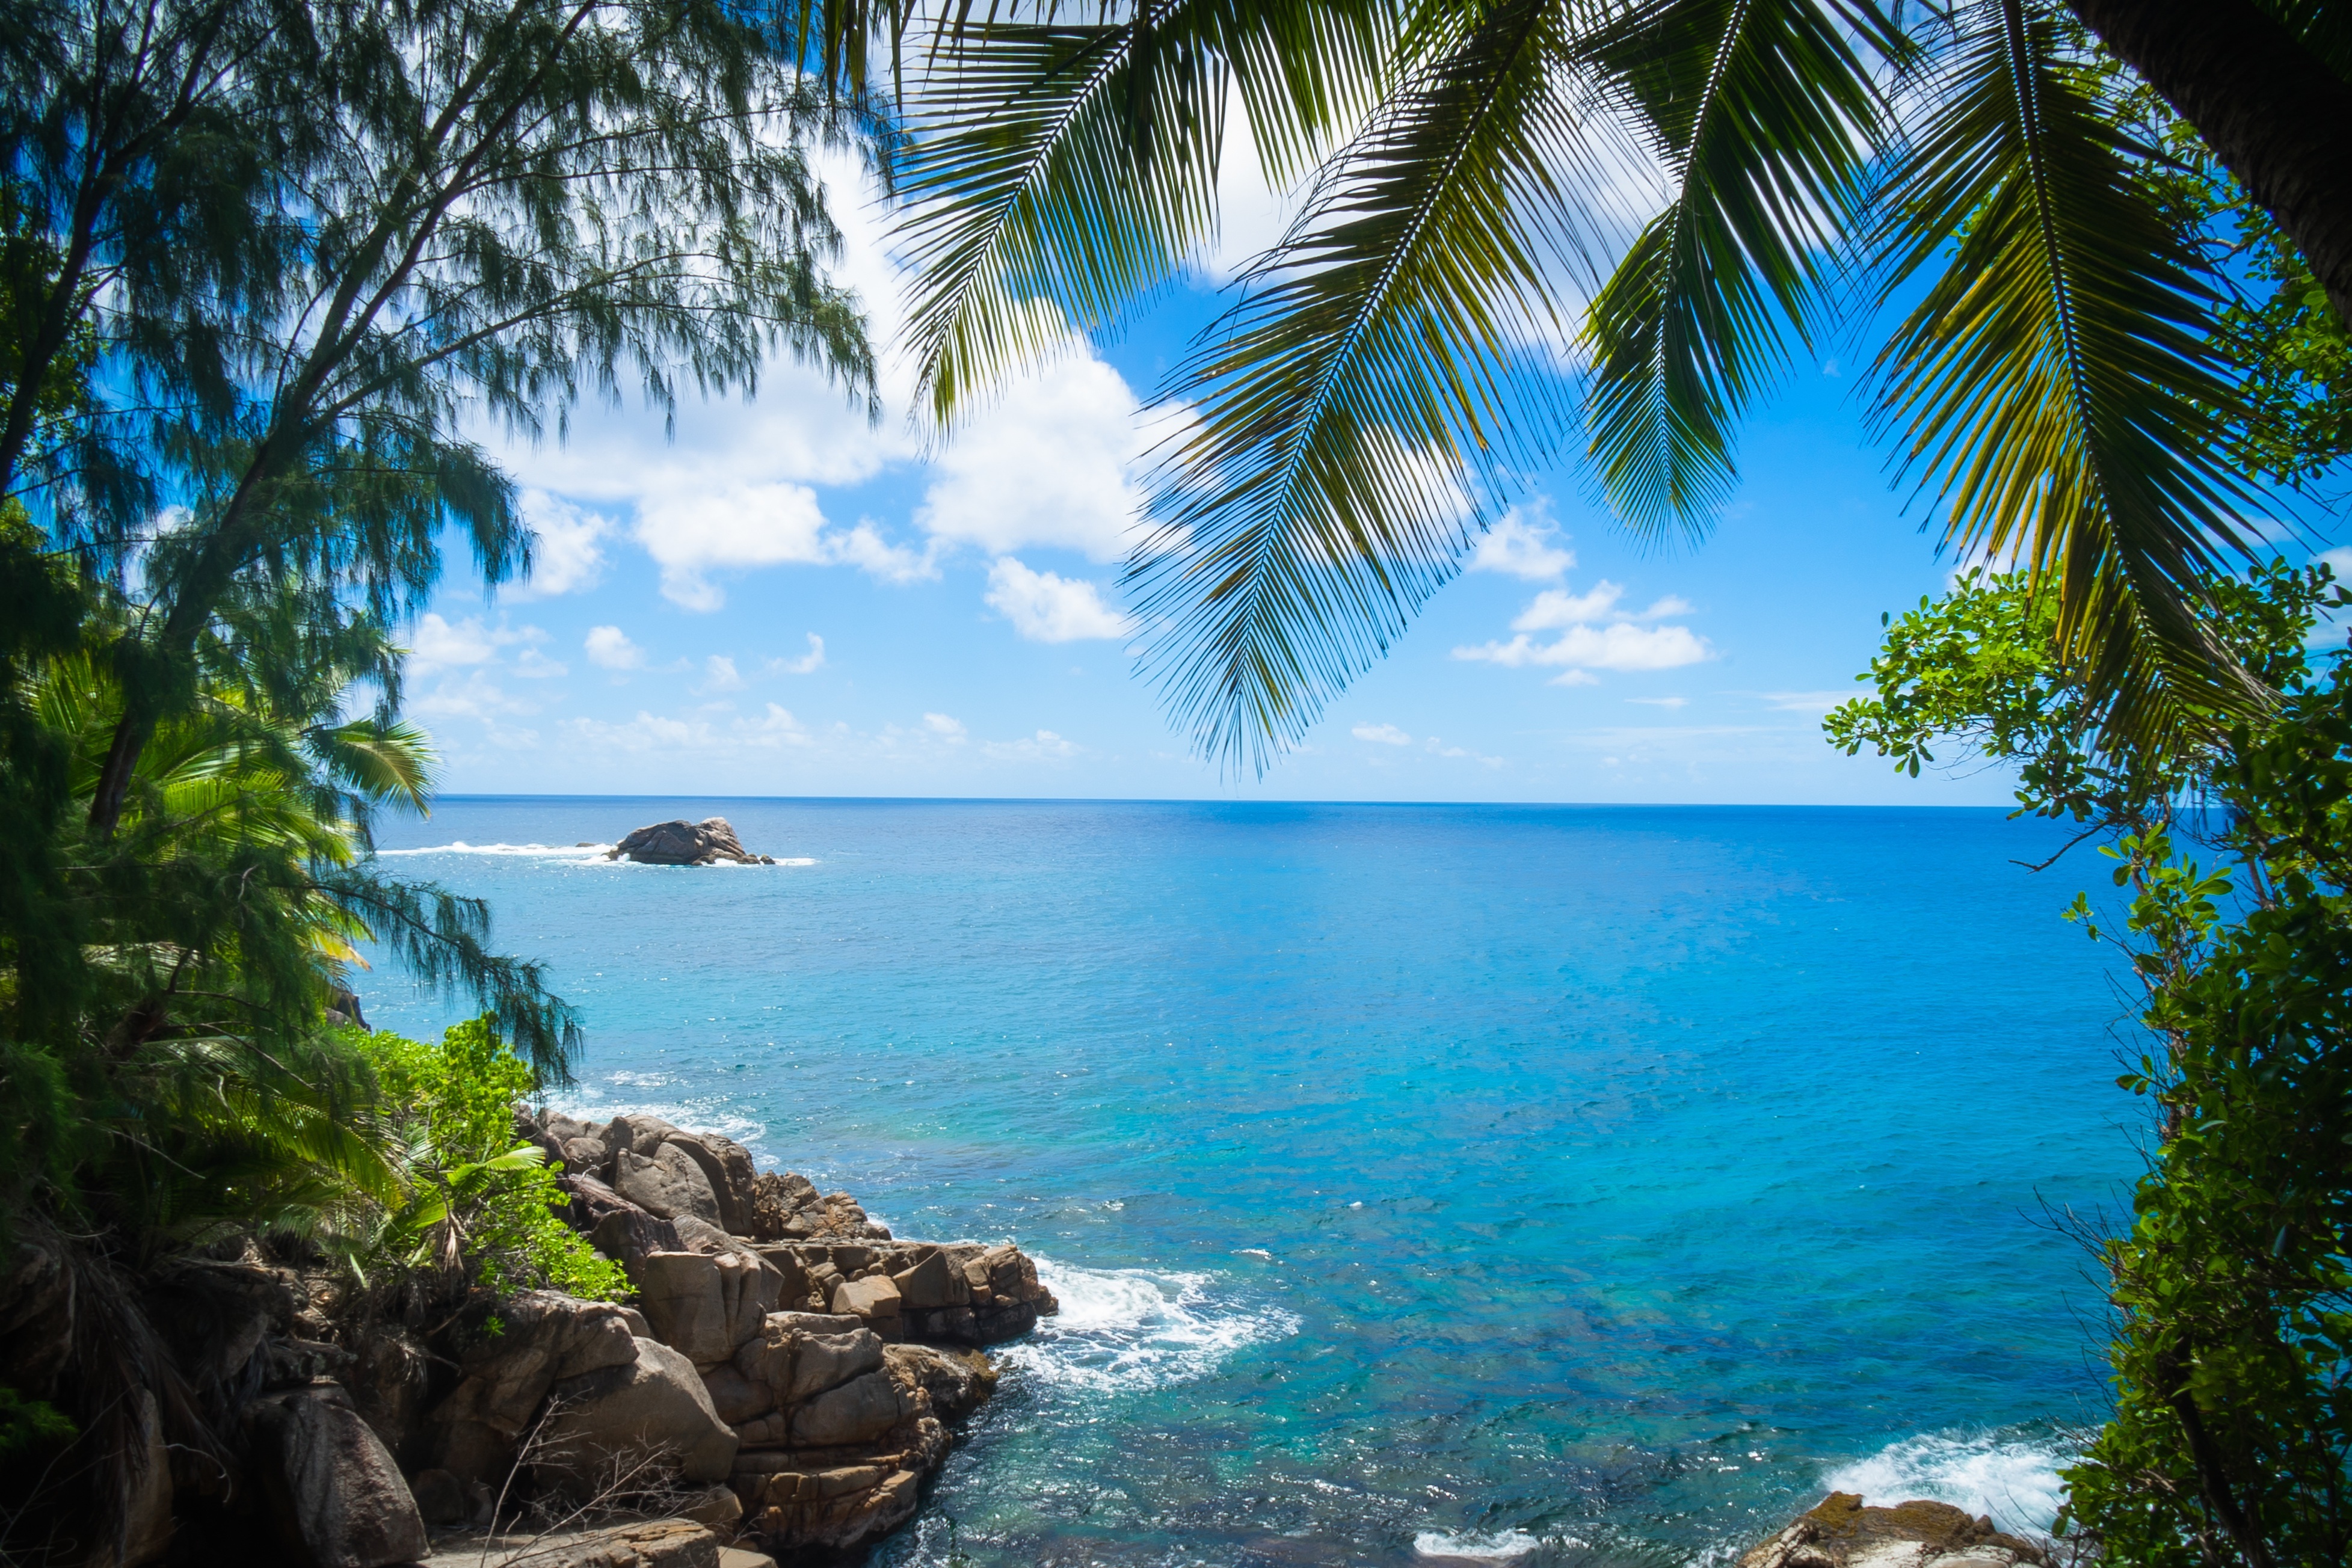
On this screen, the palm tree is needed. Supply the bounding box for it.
[806,0,2349,769]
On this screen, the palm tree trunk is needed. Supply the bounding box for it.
[2068,0,2352,324]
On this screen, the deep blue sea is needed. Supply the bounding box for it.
[366,799,2143,1567]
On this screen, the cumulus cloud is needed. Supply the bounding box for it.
[408,671,540,723]
[1627,695,1689,709]
[514,648,567,678]
[923,712,967,740]
[1467,500,1575,580]
[1456,571,1710,683]
[1352,722,1412,745]
[514,490,614,598]
[985,557,1132,642]
[917,357,1153,562]
[702,655,745,692]
[1462,623,1711,672]
[767,633,827,675]
[407,613,549,678]
[585,626,647,670]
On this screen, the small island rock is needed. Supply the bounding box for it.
[608,817,774,866]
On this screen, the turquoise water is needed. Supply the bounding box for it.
[368,799,2138,1566]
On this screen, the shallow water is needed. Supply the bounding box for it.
[366,799,2139,1565]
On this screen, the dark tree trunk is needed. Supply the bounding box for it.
[2068,0,2352,324]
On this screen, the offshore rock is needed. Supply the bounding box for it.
[608,817,771,866]
[1740,1494,2050,1568]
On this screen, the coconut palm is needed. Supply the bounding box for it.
[808,0,2350,768]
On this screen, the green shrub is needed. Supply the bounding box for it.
[357,1016,629,1303]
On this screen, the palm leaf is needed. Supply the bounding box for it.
[894,0,1389,425]
[1582,0,1903,535]
[1866,0,2261,743]
[1130,0,1625,772]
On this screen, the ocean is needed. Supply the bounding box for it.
[366,798,2138,1566]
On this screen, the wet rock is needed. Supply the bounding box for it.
[1740,1494,2049,1568]
[535,1336,739,1491]
[247,1380,429,1568]
[608,817,763,867]
[884,1342,997,1422]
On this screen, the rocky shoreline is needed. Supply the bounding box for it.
[4,1110,1055,1568]
[1738,1492,2053,1568]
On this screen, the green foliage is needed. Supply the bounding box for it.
[2055,683,2352,1566]
[1830,565,2352,1562]
[0,1384,76,1461]
[353,1016,627,1303]
[1823,561,2341,831]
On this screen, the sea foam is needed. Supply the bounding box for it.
[1411,1527,1553,1561]
[995,1258,1298,1394]
[1821,1428,2072,1539]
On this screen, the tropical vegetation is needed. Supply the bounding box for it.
[784,0,2352,769]
[1829,566,2351,1564]
[0,0,877,1553]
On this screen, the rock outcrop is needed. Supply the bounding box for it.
[1740,1493,2051,1568]
[423,1108,1059,1558]
[606,818,775,866]
[0,1114,1054,1567]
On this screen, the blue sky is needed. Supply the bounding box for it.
[409,161,2347,806]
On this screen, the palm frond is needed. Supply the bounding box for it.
[894,0,1389,425]
[1582,0,1903,535]
[1867,0,2262,744]
[1130,0,1622,772]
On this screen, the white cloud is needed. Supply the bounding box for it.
[1514,583,1628,630]
[633,482,834,611]
[513,648,567,678]
[514,490,614,598]
[408,671,540,723]
[1352,722,1412,746]
[407,613,549,678]
[1467,500,1575,580]
[923,712,967,741]
[585,626,646,670]
[703,655,745,692]
[1459,623,1713,672]
[764,633,827,676]
[985,557,1132,642]
[982,728,1080,761]
[1627,695,1689,709]
[917,357,1153,562]
[2315,545,2352,581]
[828,521,939,583]
[1458,571,1711,683]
